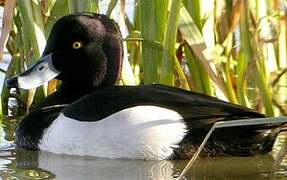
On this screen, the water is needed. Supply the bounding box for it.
[0,152,284,180]
[0,118,287,180]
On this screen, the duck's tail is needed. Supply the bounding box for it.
[173,117,287,159]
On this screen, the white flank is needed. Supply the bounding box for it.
[39,105,187,160]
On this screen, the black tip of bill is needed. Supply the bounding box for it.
[5,76,19,88]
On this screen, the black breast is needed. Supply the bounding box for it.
[15,105,66,150]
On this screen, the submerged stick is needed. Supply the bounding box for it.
[178,116,287,179]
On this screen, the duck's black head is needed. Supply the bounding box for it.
[6,13,123,89]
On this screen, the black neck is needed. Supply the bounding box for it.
[58,82,99,100]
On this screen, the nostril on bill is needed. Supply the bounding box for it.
[38,66,45,71]
[6,76,19,88]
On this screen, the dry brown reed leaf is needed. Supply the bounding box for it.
[0,0,16,62]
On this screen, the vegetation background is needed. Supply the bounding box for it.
[0,0,286,121]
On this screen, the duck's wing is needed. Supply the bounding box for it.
[62,84,265,127]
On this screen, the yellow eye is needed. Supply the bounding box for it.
[72,41,82,49]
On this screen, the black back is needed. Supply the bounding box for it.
[63,84,265,124]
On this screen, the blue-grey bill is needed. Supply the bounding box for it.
[15,53,60,89]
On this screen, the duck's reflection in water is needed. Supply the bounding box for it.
[14,149,280,180]
[16,150,175,180]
